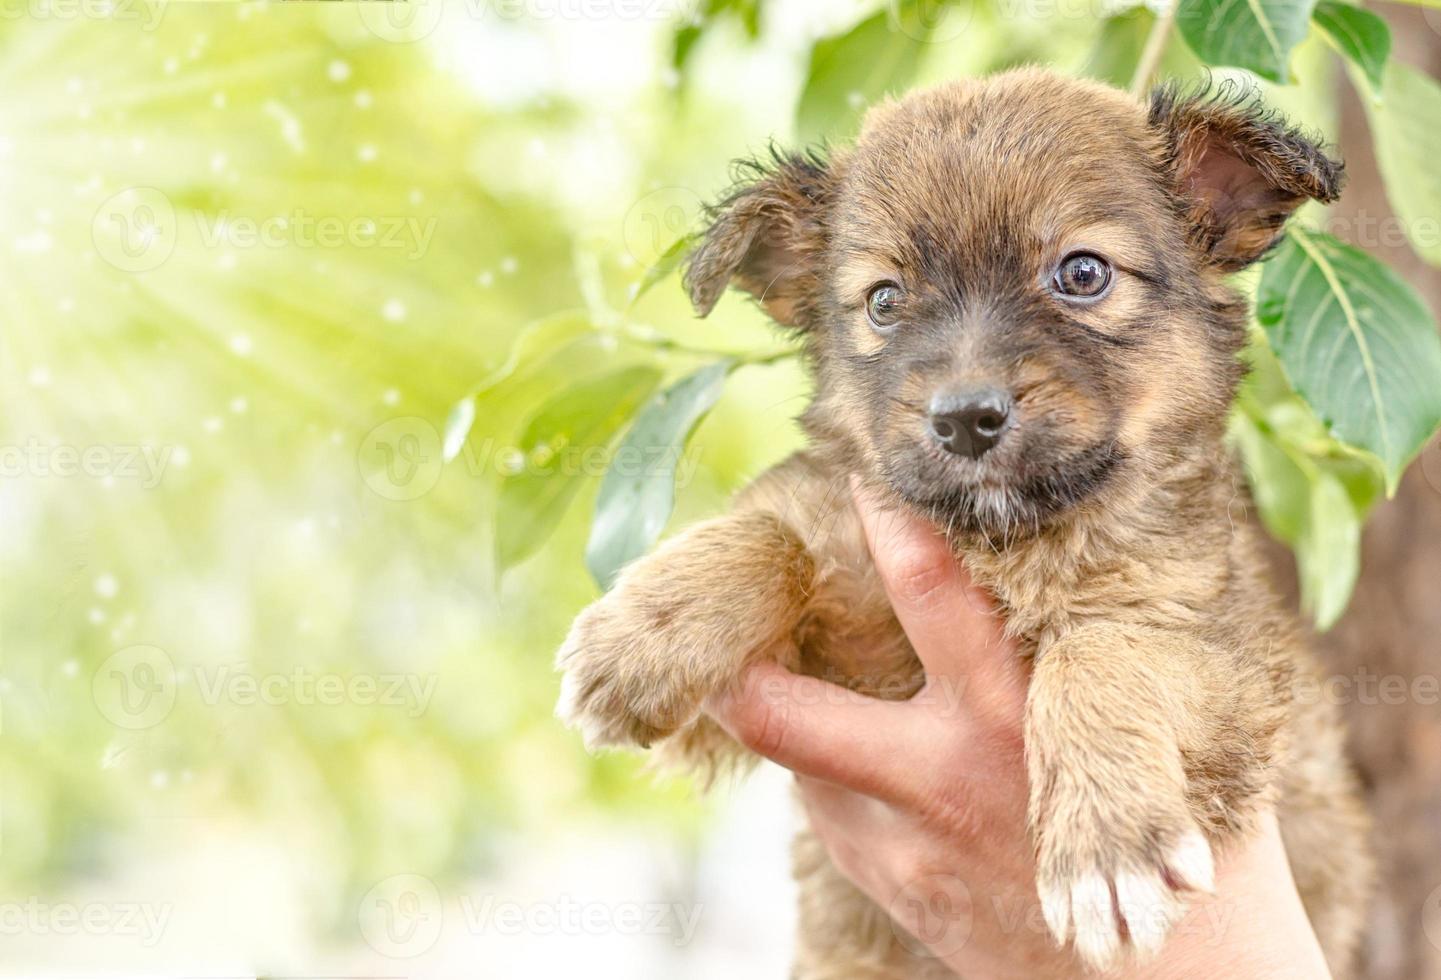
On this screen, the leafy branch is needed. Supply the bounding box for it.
[465,0,1441,629]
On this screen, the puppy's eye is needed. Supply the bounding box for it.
[1052,253,1112,299]
[866,282,904,330]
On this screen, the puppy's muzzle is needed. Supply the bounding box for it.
[928,386,1011,460]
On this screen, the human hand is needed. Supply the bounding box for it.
[706,486,1331,979]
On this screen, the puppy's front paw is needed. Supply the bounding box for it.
[1035,798,1214,972]
[555,593,711,751]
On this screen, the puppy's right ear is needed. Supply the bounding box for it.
[1149,80,1343,271]
[684,149,835,328]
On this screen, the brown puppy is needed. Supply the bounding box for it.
[556,69,1374,977]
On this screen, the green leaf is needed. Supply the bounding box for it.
[1085,8,1157,88]
[737,0,762,38]
[584,360,733,589]
[1365,61,1441,266]
[495,366,663,571]
[796,8,931,143]
[1296,466,1361,629]
[672,0,763,75]
[1256,227,1441,493]
[1312,1,1390,95]
[1176,0,1316,82]
[1232,410,1311,541]
[472,312,602,402]
[449,312,607,462]
[672,24,703,72]
[629,232,698,307]
[1085,7,1206,90]
[1231,411,1367,629]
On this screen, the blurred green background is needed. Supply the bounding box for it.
[2,0,1438,975]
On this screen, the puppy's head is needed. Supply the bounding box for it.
[686,70,1342,537]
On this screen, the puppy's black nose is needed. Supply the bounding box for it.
[928,388,1011,459]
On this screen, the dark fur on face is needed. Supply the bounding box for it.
[684,70,1342,540]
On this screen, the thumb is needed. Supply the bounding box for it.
[706,661,924,803]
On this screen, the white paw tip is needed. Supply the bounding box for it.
[1168,830,1215,894]
[1115,871,1172,957]
[1040,882,1072,944]
[1070,873,1119,970]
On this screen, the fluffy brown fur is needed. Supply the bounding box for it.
[556,69,1373,977]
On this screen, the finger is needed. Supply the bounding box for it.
[706,661,928,802]
[852,478,1026,709]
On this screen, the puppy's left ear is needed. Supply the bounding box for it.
[1149,83,1344,271]
[684,148,836,328]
